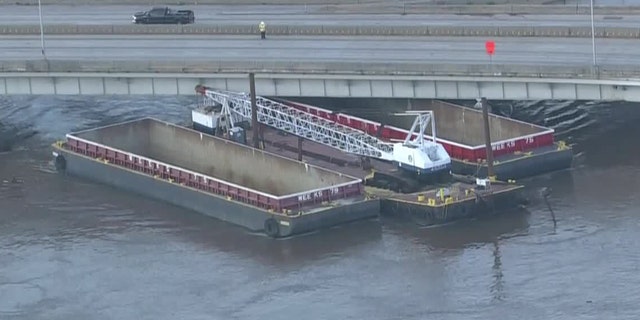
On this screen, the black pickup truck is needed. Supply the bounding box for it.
[132,7,195,24]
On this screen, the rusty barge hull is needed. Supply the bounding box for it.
[52,117,379,238]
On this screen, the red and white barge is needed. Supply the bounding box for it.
[278,99,573,180]
[51,117,378,238]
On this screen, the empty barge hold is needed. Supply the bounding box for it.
[281,99,573,181]
[51,118,379,238]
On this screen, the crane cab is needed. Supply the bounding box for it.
[393,142,451,175]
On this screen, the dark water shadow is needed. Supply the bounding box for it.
[48,166,384,268]
[381,208,531,253]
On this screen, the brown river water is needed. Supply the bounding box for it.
[1,95,638,320]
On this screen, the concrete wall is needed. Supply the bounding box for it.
[424,100,545,145]
[74,118,356,196]
[421,100,545,145]
[4,73,640,101]
[2,59,635,78]
[1,23,638,38]
[77,119,153,155]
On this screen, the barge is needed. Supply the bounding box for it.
[189,109,526,227]
[279,99,574,181]
[192,87,527,227]
[52,117,379,238]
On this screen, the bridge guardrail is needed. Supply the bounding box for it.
[2,59,639,79]
[1,24,640,39]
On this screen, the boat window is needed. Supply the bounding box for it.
[149,8,164,16]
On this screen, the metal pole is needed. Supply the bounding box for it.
[249,73,260,149]
[590,0,596,66]
[481,98,495,179]
[38,0,46,58]
[430,111,436,143]
[249,73,260,148]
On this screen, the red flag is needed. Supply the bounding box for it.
[485,40,496,56]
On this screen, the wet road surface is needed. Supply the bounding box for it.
[1,4,639,26]
[0,35,636,66]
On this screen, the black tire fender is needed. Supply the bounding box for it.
[54,154,67,171]
[264,218,280,238]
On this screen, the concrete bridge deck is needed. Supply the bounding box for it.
[3,59,639,101]
[2,34,640,100]
[4,59,638,78]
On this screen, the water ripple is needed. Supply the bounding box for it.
[1,96,640,319]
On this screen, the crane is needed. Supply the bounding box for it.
[193,85,451,176]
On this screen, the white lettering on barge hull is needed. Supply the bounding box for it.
[492,141,516,151]
[298,190,325,202]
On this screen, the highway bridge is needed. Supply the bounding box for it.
[1,4,640,101]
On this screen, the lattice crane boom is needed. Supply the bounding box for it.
[197,86,395,161]
[194,86,451,174]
